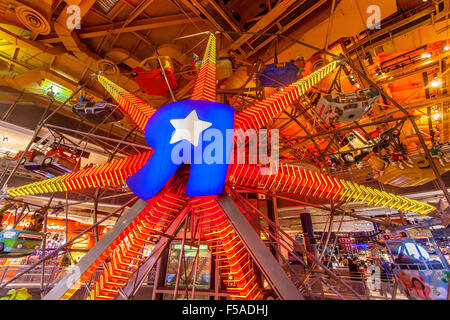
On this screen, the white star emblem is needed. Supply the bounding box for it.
[169,110,212,147]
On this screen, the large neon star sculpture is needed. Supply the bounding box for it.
[7,34,435,300]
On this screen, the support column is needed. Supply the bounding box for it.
[217,195,304,300]
[299,209,324,298]
[299,209,316,265]
[266,195,282,262]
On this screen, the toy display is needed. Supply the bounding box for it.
[13,149,45,167]
[38,146,81,177]
[0,229,43,258]
[315,87,380,123]
[257,61,299,88]
[4,34,436,302]
[338,130,373,163]
[377,157,450,187]
[72,100,124,124]
[14,146,81,178]
[367,152,388,179]
[131,56,178,96]
[389,147,414,170]
[430,142,450,167]
[13,130,81,179]
[383,226,449,300]
[194,55,233,80]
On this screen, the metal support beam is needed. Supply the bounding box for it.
[217,194,304,300]
[346,58,450,204]
[42,199,149,300]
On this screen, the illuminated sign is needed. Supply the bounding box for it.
[399,242,431,261]
[40,79,72,99]
[405,227,433,239]
[126,100,235,199]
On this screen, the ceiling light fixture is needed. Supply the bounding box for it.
[430,79,441,88]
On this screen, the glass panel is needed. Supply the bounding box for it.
[165,243,211,290]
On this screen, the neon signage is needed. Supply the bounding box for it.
[126,100,235,199]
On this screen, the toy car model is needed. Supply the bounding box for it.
[0,229,43,258]
[315,87,380,123]
[377,157,450,187]
[338,130,373,163]
[131,56,178,96]
[12,150,45,167]
[40,146,81,174]
[13,147,80,178]
[72,100,124,124]
[257,62,299,88]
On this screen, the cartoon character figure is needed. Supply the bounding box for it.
[326,156,338,170]
[430,142,449,167]
[389,143,414,170]
[431,270,449,297]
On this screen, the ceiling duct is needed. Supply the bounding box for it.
[15,5,50,35]
[105,48,141,69]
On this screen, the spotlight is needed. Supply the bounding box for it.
[433,113,441,121]
[444,45,450,51]
[421,53,432,59]
[430,79,441,88]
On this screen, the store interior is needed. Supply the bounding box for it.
[0,0,449,300]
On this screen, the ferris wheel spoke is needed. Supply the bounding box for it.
[227,163,435,215]
[89,189,189,300]
[234,60,339,132]
[97,75,157,131]
[191,33,217,102]
[6,151,153,197]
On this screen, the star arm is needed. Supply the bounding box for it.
[227,163,435,215]
[88,186,188,300]
[97,75,156,131]
[192,197,263,300]
[6,151,152,197]
[191,33,217,102]
[234,60,339,131]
